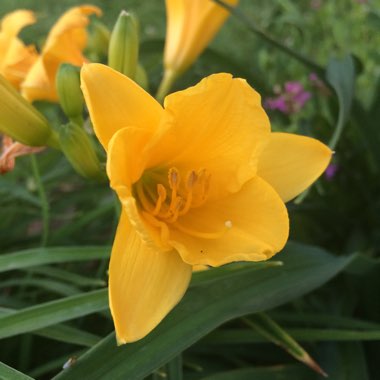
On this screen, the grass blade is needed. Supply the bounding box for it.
[243,314,327,377]
[0,289,108,340]
[0,361,34,380]
[0,246,110,273]
[53,242,354,380]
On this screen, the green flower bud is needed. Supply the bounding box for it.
[136,63,149,91]
[108,11,139,79]
[59,122,106,181]
[87,20,111,61]
[0,74,58,148]
[56,64,84,125]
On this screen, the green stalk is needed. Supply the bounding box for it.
[30,154,49,246]
[212,0,324,75]
[156,69,178,104]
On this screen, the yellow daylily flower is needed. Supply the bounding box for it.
[0,10,38,88]
[159,0,238,98]
[81,64,332,344]
[21,5,101,102]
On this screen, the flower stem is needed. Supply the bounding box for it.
[30,154,49,246]
[156,69,177,104]
[212,0,324,76]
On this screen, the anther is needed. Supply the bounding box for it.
[168,167,180,189]
[186,170,197,189]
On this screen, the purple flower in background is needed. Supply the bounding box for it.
[325,163,338,180]
[265,81,311,115]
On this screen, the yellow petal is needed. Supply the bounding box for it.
[0,38,37,88]
[0,10,37,88]
[107,126,171,250]
[109,210,192,344]
[21,57,53,100]
[257,132,332,202]
[168,176,289,267]
[146,73,270,199]
[164,0,238,74]
[81,64,163,150]
[1,10,36,37]
[107,126,153,187]
[21,5,101,102]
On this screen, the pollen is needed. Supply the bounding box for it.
[224,220,233,229]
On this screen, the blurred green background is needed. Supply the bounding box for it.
[1,1,380,379]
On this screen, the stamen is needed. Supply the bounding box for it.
[152,184,167,216]
[186,170,197,189]
[191,169,211,208]
[173,221,230,239]
[166,197,184,223]
[168,167,180,189]
[167,167,180,212]
[135,181,154,213]
[179,171,197,215]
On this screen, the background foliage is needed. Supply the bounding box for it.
[0,0,379,379]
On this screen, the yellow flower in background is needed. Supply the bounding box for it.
[21,5,101,102]
[163,0,238,78]
[0,10,37,88]
[81,64,332,344]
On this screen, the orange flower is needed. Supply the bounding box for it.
[21,5,101,102]
[0,10,37,88]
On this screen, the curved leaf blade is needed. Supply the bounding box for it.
[53,242,354,380]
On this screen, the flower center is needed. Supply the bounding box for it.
[134,166,233,241]
[134,166,210,224]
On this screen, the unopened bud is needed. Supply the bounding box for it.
[108,11,139,79]
[87,20,110,61]
[135,64,149,91]
[0,74,58,148]
[59,122,105,181]
[56,64,84,125]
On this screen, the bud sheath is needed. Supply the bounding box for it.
[59,122,105,181]
[0,74,58,148]
[108,11,139,79]
[56,64,84,125]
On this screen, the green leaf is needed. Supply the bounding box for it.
[0,278,80,296]
[211,0,324,74]
[26,266,106,287]
[0,361,34,380]
[198,365,314,380]
[269,312,380,330]
[319,342,369,380]
[29,351,84,379]
[201,328,380,344]
[166,355,183,380]
[0,246,110,273]
[0,289,108,340]
[326,55,356,149]
[243,314,326,376]
[53,242,354,380]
